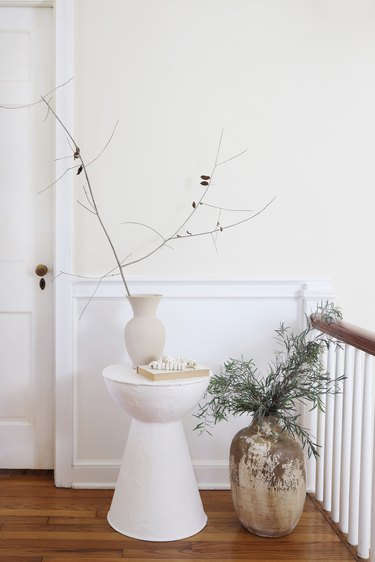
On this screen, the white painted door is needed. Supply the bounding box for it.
[0,6,53,468]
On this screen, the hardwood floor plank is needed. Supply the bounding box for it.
[119,558,353,562]
[42,558,122,562]
[0,517,49,525]
[0,472,358,561]
[117,554,353,562]
[0,520,335,535]
[0,497,111,508]
[0,487,113,499]
[0,531,134,542]
[0,517,110,537]
[0,529,343,544]
[0,554,43,562]
[0,509,96,518]
[0,547,123,559]
[47,517,111,529]
[121,541,355,560]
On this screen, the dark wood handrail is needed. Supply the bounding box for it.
[311,314,375,357]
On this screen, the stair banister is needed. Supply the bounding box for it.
[311,314,375,560]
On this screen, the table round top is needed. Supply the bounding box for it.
[103,363,212,387]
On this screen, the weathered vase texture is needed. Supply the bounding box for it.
[229,417,306,537]
[124,294,166,367]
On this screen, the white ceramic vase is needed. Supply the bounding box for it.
[124,294,166,367]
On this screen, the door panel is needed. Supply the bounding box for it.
[0,7,53,468]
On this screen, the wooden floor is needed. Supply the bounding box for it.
[0,471,359,562]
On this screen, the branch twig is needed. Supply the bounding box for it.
[2,85,275,301]
[40,95,131,296]
[121,135,275,269]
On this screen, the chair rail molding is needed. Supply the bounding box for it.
[0,1,53,6]
[64,276,335,489]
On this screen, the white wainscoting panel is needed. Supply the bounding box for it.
[70,277,334,489]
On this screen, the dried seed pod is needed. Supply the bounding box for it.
[200,175,210,180]
[77,165,83,175]
[200,181,209,186]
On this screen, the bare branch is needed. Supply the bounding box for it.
[40,95,131,296]
[37,164,80,194]
[211,232,219,254]
[201,202,254,212]
[53,270,103,282]
[169,200,275,242]
[213,129,224,167]
[43,96,54,122]
[0,77,74,111]
[55,121,119,170]
[55,154,74,162]
[214,209,222,243]
[122,132,265,270]
[44,77,74,99]
[4,88,274,298]
[41,95,77,149]
[0,99,43,110]
[77,200,97,215]
[54,249,133,284]
[82,184,95,210]
[169,196,276,240]
[79,277,104,320]
[216,149,248,167]
[85,121,119,167]
[122,221,169,243]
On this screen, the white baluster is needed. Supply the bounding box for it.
[339,345,354,533]
[358,354,374,559]
[348,349,364,546]
[315,351,327,502]
[304,407,317,493]
[323,345,337,512]
[331,345,345,523]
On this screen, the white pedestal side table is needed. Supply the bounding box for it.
[102,364,211,541]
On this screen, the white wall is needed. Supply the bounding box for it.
[71,0,375,331]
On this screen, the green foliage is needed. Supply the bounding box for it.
[195,302,343,458]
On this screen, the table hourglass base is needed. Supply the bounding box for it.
[107,418,207,541]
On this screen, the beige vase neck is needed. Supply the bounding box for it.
[127,294,163,317]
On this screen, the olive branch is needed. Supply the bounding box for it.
[195,301,343,458]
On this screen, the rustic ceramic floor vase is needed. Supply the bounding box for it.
[229,416,306,537]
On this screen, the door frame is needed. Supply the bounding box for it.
[0,0,73,484]
[53,0,74,487]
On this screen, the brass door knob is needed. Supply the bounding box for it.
[35,264,48,277]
